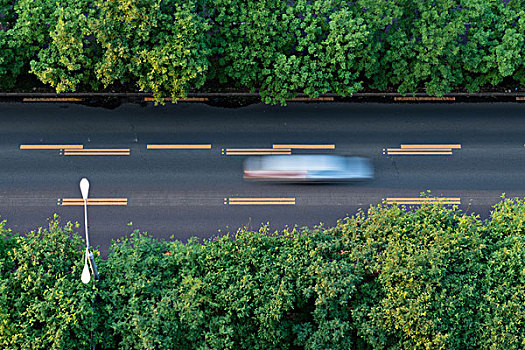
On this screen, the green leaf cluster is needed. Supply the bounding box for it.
[2,0,210,103]
[207,0,369,104]
[0,215,99,349]
[91,0,210,103]
[99,224,360,349]
[3,198,525,348]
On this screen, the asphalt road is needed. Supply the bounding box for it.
[0,102,524,252]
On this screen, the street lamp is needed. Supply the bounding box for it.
[80,178,99,283]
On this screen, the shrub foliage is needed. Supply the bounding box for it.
[2,198,525,348]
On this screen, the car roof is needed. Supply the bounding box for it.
[247,155,350,171]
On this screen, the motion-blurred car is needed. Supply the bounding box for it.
[243,155,373,182]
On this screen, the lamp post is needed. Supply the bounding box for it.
[80,178,99,283]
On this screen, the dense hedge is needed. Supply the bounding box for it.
[2,197,525,349]
[0,0,524,104]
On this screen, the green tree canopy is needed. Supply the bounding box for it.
[92,0,210,103]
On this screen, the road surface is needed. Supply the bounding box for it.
[0,102,523,252]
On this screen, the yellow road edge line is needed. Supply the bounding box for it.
[387,148,452,152]
[226,148,291,152]
[63,152,130,156]
[387,152,453,155]
[20,144,84,150]
[400,144,461,149]
[273,144,335,149]
[226,152,292,155]
[147,144,212,149]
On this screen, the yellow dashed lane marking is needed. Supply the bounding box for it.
[147,144,212,149]
[20,144,84,150]
[226,152,292,155]
[63,152,130,156]
[223,144,335,155]
[63,148,130,156]
[273,144,335,149]
[226,148,291,152]
[385,144,461,155]
[226,197,296,205]
[225,148,292,156]
[387,148,452,152]
[58,198,128,206]
[229,202,296,205]
[400,144,461,149]
[229,197,296,200]
[244,170,308,174]
[73,148,129,152]
[387,151,453,155]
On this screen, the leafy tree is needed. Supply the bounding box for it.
[361,0,468,96]
[29,0,101,92]
[208,0,370,104]
[459,0,525,91]
[344,203,486,349]
[92,0,210,103]
[100,224,364,349]
[480,197,525,349]
[97,232,197,349]
[0,0,23,89]
[7,0,60,84]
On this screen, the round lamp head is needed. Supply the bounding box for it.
[80,178,90,200]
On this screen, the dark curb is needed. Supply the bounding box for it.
[0,92,524,109]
